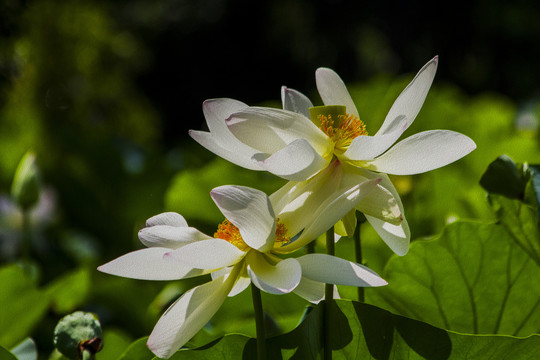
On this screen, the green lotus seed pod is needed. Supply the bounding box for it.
[53,311,103,359]
[11,151,40,211]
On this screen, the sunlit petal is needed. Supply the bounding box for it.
[315,67,359,118]
[254,138,329,181]
[211,265,251,297]
[292,277,340,304]
[247,252,301,294]
[138,225,212,249]
[365,214,410,256]
[211,185,276,252]
[227,107,330,156]
[297,254,387,287]
[365,130,477,175]
[377,56,438,136]
[165,238,245,269]
[97,248,209,280]
[147,273,234,358]
[281,86,313,118]
[146,212,188,227]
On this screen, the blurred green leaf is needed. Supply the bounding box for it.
[366,221,540,336]
[98,329,132,360]
[117,337,154,360]
[0,346,17,360]
[167,300,540,359]
[0,265,49,348]
[45,268,91,314]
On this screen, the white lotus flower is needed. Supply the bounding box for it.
[98,184,386,358]
[190,57,476,255]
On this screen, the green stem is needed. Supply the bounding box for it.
[324,226,334,360]
[21,209,31,261]
[353,212,364,302]
[251,283,266,360]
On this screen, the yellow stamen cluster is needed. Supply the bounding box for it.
[319,113,367,152]
[214,218,290,251]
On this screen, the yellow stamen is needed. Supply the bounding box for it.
[214,218,290,251]
[318,113,367,153]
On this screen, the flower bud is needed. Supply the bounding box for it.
[11,151,40,211]
[53,311,103,359]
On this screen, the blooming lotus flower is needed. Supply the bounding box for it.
[189,57,476,255]
[98,184,386,358]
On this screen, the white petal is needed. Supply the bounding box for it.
[297,254,387,287]
[280,178,381,253]
[254,138,329,181]
[211,185,276,252]
[355,182,402,225]
[138,225,212,249]
[377,56,438,136]
[292,277,339,304]
[365,214,410,256]
[147,274,234,358]
[365,130,476,175]
[189,130,261,171]
[210,266,251,297]
[97,248,209,280]
[226,107,330,156]
[165,238,245,269]
[281,86,313,118]
[315,67,359,118]
[343,124,406,161]
[247,252,301,294]
[189,98,260,170]
[146,212,188,227]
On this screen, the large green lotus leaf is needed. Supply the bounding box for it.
[366,221,540,336]
[165,300,540,360]
[165,158,284,226]
[0,265,49,348]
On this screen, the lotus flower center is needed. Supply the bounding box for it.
[309,105,367,154]
[214,219,290,251]
[318,113,367,152]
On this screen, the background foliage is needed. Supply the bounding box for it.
[1,0,540,358]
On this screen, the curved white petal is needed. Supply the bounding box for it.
[315,67,359,118]
[165,238,245,269]
[292,277,339,304]
[147,273,234,358]
[138,225,212,249]
[226,107,330,156]
[189,98,260,170]
[365,130,476,175]
[366,214,410,256]
[355,183,402,225]
[279,178,381,253]
[189,130,261,170]
[146,212,188,227]
[377,56,438,136]
[343,123,406,161]
[247,252,301,294]
[211,185,276,252]
[97,248,209,280]
[281,86,313,118]
[253,138,329,181]
[211,266,251,297]
[297,254,387,287]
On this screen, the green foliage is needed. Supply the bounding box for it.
[46,269,91,314]
[366,221,540,336]
[0,346,17,360]
[0,265,49,349]
[117,337,154,360]
[166,300,540,360]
